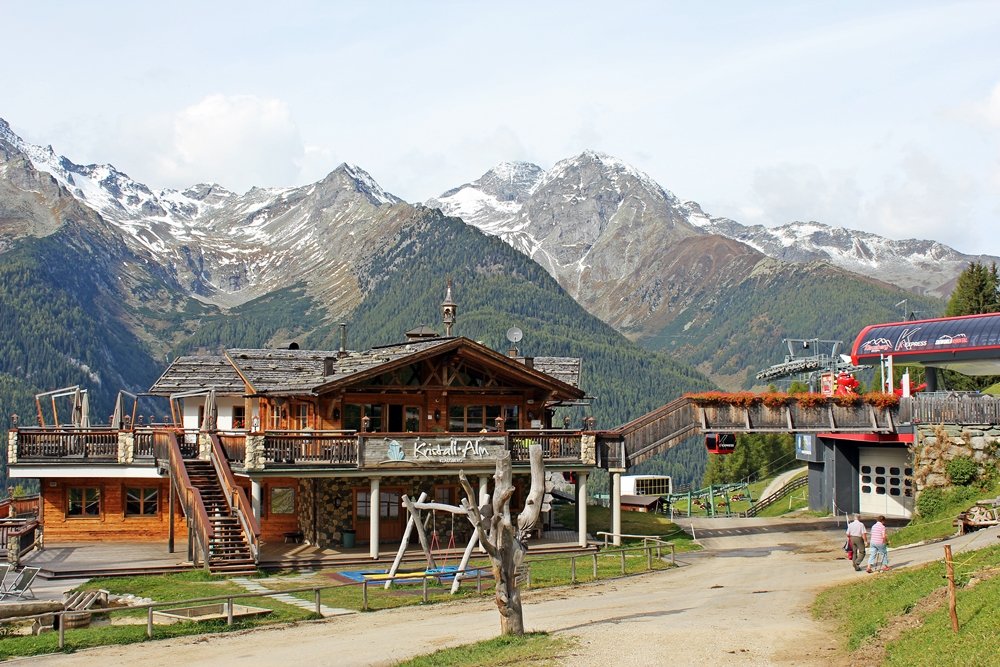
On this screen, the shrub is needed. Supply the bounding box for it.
[916,488,945,518]
[946,456,978,486]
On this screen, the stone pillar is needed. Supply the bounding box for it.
[7,430,17,465]
[251,479,262,522]
[245,435,265,471]
[369,477,380,559]
[118,431,134,464]
[611,470,622,546]
[578,472,589,548]
[198,432,212,460]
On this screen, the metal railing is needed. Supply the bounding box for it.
[743,476,809,517]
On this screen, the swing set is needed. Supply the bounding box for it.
[378,491,487,594]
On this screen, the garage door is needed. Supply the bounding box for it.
[858,447,913,518]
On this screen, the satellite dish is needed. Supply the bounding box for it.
[506,327,523,344]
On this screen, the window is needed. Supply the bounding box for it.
[448,403,519,432]
[270,403,282,429]
[294,403,309,430]
[232,406,246,429]
[125,487,159,516]
[271,487,295,514]
[344,404,383,432]
[434,485,458,505]
[68,487,100,517]
[355,489,399,519]
[356,490,371,518]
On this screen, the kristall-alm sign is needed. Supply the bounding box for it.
[368,435,506,466]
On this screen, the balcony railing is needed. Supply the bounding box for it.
[262,431,360,466]
[508,430,583,461]
[905,393,1000,426]
[14,428,119,460]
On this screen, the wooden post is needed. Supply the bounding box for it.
[362,580,368,611]
[593,553,598,579]
[571,556,577,583]
[620,549,626,575]
[450,528,481,594]
[387,492,428,589]
[168,470,175,554]
[314,588,321,616]
[945,544,959,633]
[147,607,154,638]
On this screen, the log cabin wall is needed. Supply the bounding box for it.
[41,478,185,541]
[239,476,300,542]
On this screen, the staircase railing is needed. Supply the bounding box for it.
[154,429,213,569]
[603,397,699,467]
[209,433,261,563]
[743,475,809,517]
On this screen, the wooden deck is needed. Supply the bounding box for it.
[23,531,593,579]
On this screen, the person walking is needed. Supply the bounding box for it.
[867,515,890,573]
[845,514,867,571]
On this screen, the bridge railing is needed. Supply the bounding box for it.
[905,393,1000,425]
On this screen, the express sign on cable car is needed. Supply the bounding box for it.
[705,432,736,455]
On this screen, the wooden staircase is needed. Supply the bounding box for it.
[184,460,257,576]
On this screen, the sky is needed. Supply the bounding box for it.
[4,1,1000,256]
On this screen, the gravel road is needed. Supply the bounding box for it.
[15,518,998,666]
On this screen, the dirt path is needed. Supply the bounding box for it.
[17,519,999,666]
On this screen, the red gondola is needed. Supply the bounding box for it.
[705,432,736,455]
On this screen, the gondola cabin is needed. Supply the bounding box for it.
[705,432,736,455]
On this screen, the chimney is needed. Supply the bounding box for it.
[338,323,348,358]
[324,357,336,376]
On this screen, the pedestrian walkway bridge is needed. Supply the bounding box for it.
[596,392,1000,469]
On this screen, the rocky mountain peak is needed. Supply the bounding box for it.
[320,163,400,206]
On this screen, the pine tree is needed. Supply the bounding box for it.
[945,261,1000,316]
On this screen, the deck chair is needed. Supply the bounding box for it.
[0,563,11,595]
[0,566,40,601]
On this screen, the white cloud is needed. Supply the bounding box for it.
[130,95,305,193]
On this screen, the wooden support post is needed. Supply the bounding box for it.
[362,580,369,611]
[401,493,436,571]
[571,556,577,584]
[147,607,154,638]
[315,588,321,616]
[945,544,959,634]
[422,575,429,603]
[647,545,653,570]
[387,492,428,589]
[450,528,481,594]
[593,553,598,579]
[620,549,626,575]
[167,471,175,554]
[58,612,65,649]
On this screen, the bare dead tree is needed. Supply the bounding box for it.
[458,443,546,635]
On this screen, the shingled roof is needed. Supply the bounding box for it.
[149,356,246,395]
[149,338,586,400]
[227,338,457,395]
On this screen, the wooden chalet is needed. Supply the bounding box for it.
[6,292,605,573]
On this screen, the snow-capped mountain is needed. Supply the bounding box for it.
[1,118,403,310]
[431,154,997,303]
[678,202,998,298]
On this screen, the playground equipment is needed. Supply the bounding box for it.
[665,482,753,518]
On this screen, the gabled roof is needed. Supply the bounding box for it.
[148,337,586,400]
[149,356,246,395]
[313,337,586,400]
[226,338,456,395]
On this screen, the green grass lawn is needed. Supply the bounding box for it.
[890,482,998,547]
[395,632,575,666]
[814,542,1000,663]
[0,570,316,660]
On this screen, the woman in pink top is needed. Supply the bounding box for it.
[866,515,890,573]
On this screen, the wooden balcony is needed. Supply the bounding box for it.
[12,428,119,461]
[697,402,897,433]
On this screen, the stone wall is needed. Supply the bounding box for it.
[913,424,1000,490]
